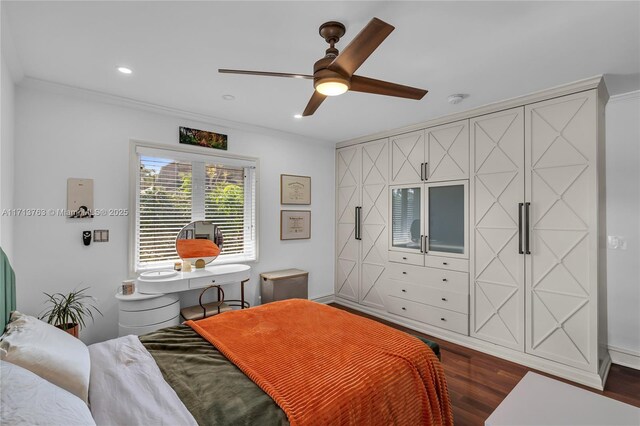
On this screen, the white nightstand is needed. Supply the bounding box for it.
[115,291,180,336]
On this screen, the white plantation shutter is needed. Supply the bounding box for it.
[134,145,257,270]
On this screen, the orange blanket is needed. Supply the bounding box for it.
[187,299,453,426]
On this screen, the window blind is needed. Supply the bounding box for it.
[134,146,257,271]
[138,156,193,267]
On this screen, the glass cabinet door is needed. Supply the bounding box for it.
[425,181,468,257]
[390,186,422,252]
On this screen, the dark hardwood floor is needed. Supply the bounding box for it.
[331,303,640,425]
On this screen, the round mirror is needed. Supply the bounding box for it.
[175,220,224,265]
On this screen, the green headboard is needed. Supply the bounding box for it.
[1,247,16,331]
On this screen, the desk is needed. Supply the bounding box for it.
[116,264,251,336]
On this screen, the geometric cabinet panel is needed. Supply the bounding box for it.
[426,119,470,182]
[525,91,597,371]
[360,139,388,309]
[470,107,525,351]
[335,145,361,302]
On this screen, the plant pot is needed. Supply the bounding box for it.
[56,323,79,338]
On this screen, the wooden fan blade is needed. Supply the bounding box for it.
[218,69,314,79]
[328,17,394,77]
[350,75,428,100]
[302,91,327,116]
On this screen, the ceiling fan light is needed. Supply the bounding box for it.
[315,78,349,96]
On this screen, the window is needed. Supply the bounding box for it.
[132,144,257,271]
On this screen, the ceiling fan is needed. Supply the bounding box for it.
[219,17,428,117]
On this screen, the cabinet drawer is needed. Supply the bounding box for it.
[387,263,469,294]
[119,301,180,327]
[386,296,468,335]
[118,293,180,311]
[425,255,469,272]
[118,316,180,337]
[389,251,424,266]
[189,276,221,289]
[387,280,468,314]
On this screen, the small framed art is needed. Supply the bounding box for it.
[179,126,228,150]
[280,174,311,205]
[280,210,311,240]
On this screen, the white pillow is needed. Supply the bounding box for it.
[1,360,96,425]
[0,311,91,403]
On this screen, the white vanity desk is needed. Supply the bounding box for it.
[115,264,251,336]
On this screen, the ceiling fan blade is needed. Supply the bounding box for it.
[302,91,327,116]
[218,69,314,79]
[350,75,428,100]
[328,17,394,77]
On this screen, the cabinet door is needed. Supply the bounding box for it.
[335,146,361,301]
[469,108,525,351]
[360,139,389,309]
[389,184,424,261]
[426,120,469,182]
[525,91,597,371]
[389,130,425,184]
[425,180,468,259]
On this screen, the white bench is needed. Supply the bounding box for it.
[486,372,639,426]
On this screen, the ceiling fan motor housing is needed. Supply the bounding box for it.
[314,22,351,93]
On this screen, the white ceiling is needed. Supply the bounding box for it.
[3,1,639,143]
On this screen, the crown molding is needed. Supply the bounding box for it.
[609,90,640,104]
[17,76,331,146]
[336,75,607,149]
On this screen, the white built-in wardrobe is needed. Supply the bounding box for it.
[334,77,610,389]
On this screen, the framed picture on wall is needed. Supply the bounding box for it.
[280,174,311,205]
[280,210,311,240]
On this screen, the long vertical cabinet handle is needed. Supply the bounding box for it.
[420,234,424,253]
[424,162,428,181]
[354,207,360,240]
[420,163,425,181]
[424,235,428,253]
[524,202,531,254]
[518,203,524,254]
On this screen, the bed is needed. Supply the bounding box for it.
[0,256,452,425]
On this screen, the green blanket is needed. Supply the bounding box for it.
[140,324,441,426]
[139,325,289,426]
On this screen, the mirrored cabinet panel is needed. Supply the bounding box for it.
[391,186,422,251]
[426,183,467,255]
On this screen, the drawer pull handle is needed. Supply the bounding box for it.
[402,257,407,260]
[442,278,448,282]
[442,262,448,265]
[440,317,446,321]
[441,297,447,301]
[402,307,407,311]
[211,279,216,283]
[402,271,407,275]
[401,289,407,293]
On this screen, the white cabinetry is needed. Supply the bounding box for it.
[389,120,469,185]
[470,107,526,351]
[335,139,389,308]
[335,77,610,389]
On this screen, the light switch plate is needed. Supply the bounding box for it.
[607,236,627,250]
[94,229,109,243]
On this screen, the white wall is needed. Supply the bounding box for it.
[13,83,335,344]
[0,52,15,261]
[605,91,640,366]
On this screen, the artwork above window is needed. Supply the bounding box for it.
[132,143,257,271]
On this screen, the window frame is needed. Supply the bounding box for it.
[129,140,259,274]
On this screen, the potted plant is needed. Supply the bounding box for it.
[39,287,103,338]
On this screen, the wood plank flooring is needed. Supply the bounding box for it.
[331,303,640,426]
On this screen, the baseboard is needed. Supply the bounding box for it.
[334,297,607,390]
[608,345,640,370]
[311,294,336,305]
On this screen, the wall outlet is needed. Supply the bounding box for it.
[607,236,627,250]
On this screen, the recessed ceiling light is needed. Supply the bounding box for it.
[222,94,235,101]
[117,66,132,75]
[294,114,303,119]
